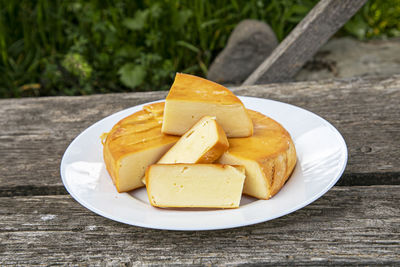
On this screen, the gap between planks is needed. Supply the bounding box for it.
[0,172,399,197]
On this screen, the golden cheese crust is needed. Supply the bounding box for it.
[166,73,243,105]
[162,73,253,138]
[221,110,297,199]
[194,119,230,163]
[102,102,178,191]
[158,116,229,164]
[104,104,178,160]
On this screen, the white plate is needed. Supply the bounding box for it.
[60,96,347,231]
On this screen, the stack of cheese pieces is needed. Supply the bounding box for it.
[102,73,297,208]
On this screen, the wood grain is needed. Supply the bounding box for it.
[0,186,399,265]
[243,0,367,85]
[1,75,399,191]
[1,75,399,266]
[236,75,400,182]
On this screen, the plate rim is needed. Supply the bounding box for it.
[60,96,348,231]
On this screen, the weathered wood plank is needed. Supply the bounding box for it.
[0,75,399,191]
[236,75,400,181]
[0,186,399,265]
[243,0,367,85]
[0,91,167,191]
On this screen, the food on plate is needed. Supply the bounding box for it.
[158,116,229,164]
[161,73,253,138]
[102,102,178,192]
[218,110,297,199]
[102,73,297,206]
[145,164,246,208]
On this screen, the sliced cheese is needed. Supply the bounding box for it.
[103,103,178,192]
[158,116,229,164]
[162,73,253,137]
[146,164,246,208]
[218,110,297,199]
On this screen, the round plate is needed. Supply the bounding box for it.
[60,96,347,231]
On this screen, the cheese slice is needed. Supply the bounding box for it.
[218,110,297,199]
[162,73,253,137]
[158,116,229,164]
[102,102,178,192]
[146,164,246,208]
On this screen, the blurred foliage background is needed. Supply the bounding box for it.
[0,0,399,98]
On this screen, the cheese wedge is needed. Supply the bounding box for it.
[218,110,297,199]
[146,164,246,208]
[102,103,178,192]
[162,73,253,137]
[158,116,229,164]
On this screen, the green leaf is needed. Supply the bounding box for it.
[290,4,312,15]
[116,46,139,58]
[200,19,220,29]
[118,63,146,89]
[62,53,92,81]
[199,61,208,76]
[344,14,369,40]
[172,9,192,29]
[176,40,200,53]
[230,0,239,11]
[123,10,149,31]
[150,3,162,18]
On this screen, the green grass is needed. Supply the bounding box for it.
[0,0,399,98]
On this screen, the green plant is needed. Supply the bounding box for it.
[343,0,400,40]
[0,0,398,98]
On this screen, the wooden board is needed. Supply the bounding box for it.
[1,74,399,265]
[1,186,399,265]
[1,75,399,191]
[243,0,367,85]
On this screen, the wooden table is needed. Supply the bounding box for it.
[1,75,399,265]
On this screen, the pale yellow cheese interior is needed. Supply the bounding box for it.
[163,101,253,138]
[218,110,297,199]
[118,145,174,191]
[158,116,228,164]
[218,154,269,199]
[162,73,253,137]
[146,164,246,208]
